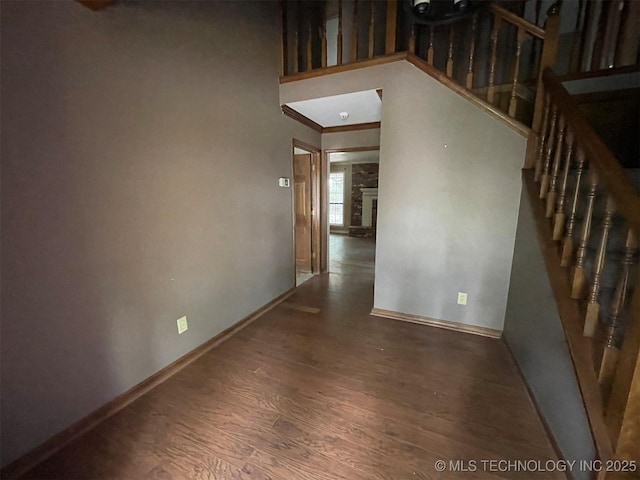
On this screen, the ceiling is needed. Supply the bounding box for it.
[286,90,381,127]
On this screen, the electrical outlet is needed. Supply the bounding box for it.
[457,292,468,306]
[177,316,188,334]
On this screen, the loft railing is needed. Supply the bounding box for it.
[280,1,561,130]
[532,67,640,466]
[567,0,640,73]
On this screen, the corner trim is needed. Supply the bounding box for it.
[1,287,296,480]
[322,122,381,134]
[371,308,502,339]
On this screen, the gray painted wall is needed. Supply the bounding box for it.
[282,62,526,331]
[503,189,595,479]
[0,0,319,466]
[376,67,525,331]
[322,128,381,151]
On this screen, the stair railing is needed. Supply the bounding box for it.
[566,0,640,74]
[281,1,561,130]
[533,66,640,467]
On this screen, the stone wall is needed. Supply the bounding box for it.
[350,163,379,226]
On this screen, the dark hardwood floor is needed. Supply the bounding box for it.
[23,235,562,479]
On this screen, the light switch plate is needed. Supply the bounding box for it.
[278,177,290,187]
[177,316,188,334]
[457,292,468,305]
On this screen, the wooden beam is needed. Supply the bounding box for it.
[322,122,380,134]
[281,105,323,132]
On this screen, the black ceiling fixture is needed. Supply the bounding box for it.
[404,0,484,26]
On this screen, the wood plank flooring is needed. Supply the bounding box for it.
[22,235,562,479]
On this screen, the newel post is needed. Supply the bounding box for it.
[524,3,561,169]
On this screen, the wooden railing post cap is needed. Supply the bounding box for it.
[547,2,561,17]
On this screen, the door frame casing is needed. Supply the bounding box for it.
[292,139,322,280]
[323,146,380,272]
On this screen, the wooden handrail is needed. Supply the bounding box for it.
[542,68,640,236]
[489,4,546,39]
[282,1,562,140]
[531,67,640,470]
[554,64,640,83]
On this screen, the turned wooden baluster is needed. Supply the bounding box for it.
[446,24,454,78]
[337,0,343,65]
[306,22,313,71]
[508,27,526,118]
[427,27,434,65]
[351,0,359,61]
[526,0,542,75]
[553,129,575,240]
[562,148,586,267]
[530,4,560,133]
[568,0,586,72]
[368,1,375,59]
[534,95,551,182]
[590,0,609,70]
[534,0,542,25]
[293,4,299,73]
[546,117,566,217]
[553,128,573,241]
[539,105,559,199]
[487,17,501,104]
[601,0,625,69]
[385,0,397,55]
[579,1,599,71]
[320,21,327,68]
[584,195,616,337]
[409,23,416,55]
[280,0,288,76]
[616,1,640,66]
[466,14,477,89]
[572,169,598,299]
[599,229,637,386]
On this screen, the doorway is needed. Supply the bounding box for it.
[292,140,321,286]
[324,147,380,275]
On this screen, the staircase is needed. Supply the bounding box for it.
[280,0,640,476]
[529,66,640,472]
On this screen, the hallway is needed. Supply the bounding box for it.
[24,236,561,480]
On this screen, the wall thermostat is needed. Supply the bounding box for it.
[278,177,291,187]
